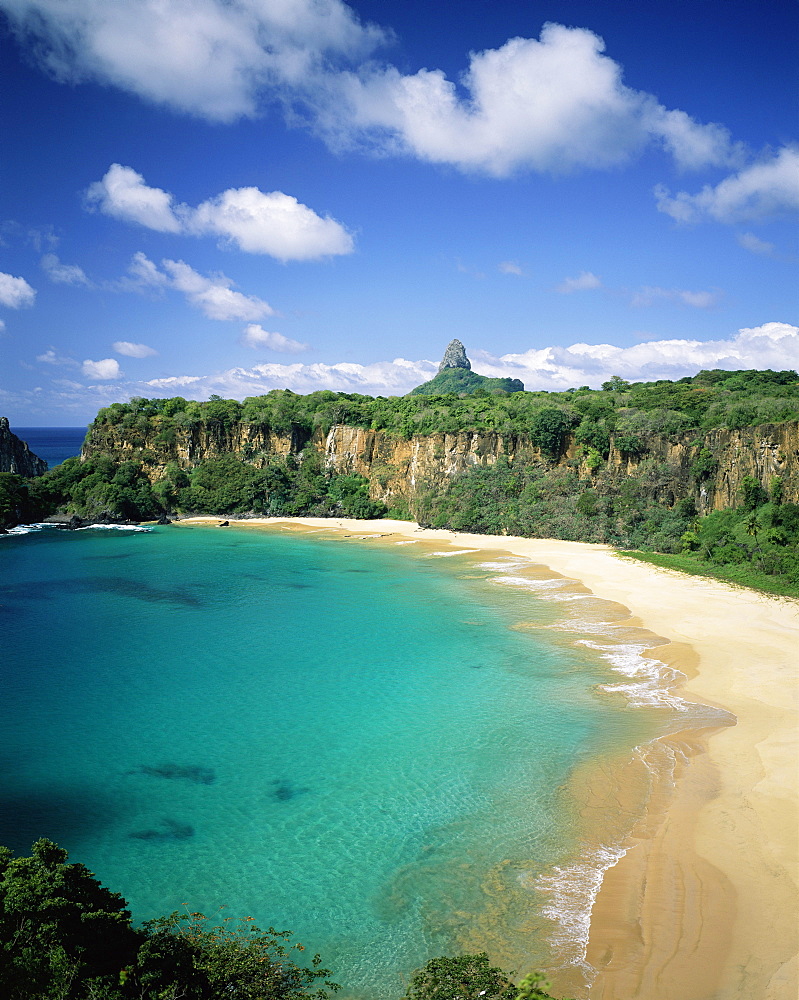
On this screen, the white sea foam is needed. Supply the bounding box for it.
[536,842,629,977]
[1,522,62,537]
[476,544,729,982]
[535,740,695,976]
[394,540,418,545]
[491,573,572,592]
[2,521,154,537]
[489,574,599,608]
[427,549,480,557]
[548,617,626,633]
[482,565,691,709]
[477,558,530,571]
[580,639,689,710]
[76,523,153,532]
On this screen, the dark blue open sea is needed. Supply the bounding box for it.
[12,426,86,468]
[0,521,718,997]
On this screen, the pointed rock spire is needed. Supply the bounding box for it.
[438,339,471,373]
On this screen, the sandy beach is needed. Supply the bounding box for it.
[176,516,799,999]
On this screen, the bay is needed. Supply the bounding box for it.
[0,522,680,997]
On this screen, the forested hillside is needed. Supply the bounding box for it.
[86,366,799,442]
[2,367,798,593]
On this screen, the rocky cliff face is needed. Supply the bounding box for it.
[83,420,309,469]
[81,417,799,514]
[321,425,551,507]
[438,338,471,372]
[606,422,799,512]
[0,418,48,476]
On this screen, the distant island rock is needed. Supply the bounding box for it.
[410,340,524,396]
[0,417,48,477]
[438,338,472,373]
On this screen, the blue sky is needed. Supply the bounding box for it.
[1,0,797,425]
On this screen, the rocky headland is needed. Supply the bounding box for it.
[0,417,47,477]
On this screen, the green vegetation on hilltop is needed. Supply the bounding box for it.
[0,840,572,1000]
[409,367,525,396]
[88,366,799,443]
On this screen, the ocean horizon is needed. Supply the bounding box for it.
[0,521,719,997]
[12,426,87,468]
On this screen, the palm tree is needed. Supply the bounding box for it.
[745,510,765,571]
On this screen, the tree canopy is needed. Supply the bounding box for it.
[0,840,338,1000]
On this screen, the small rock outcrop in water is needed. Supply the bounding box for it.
[438,339,472,373]
[0,417,48,476]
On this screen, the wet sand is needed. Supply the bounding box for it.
[176,517,799,999]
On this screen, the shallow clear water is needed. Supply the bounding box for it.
[0,523,695,997]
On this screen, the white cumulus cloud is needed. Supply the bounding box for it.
[161,258,274,321]
[121,253,274,321]
[556,271,601,293]
[0,271,36,308]
[0,0,386,122]
[334,23,737,176]
[86,164,181,232]
[144,357,437,398]
[143,375,203,390]
[22,324,798,416]
[40,253,92,286]
[241,324,308,353]
[469,322,799,389]
[82,358,121,380]
[655,145,799,223]
[124,322,799,401]
[647,107,741,172]
[113,340,159,358]
[86,164,354,260]
[4,3,740,178]
[125,250,170,289]
[189,187,354,260]
[37,348,75,366]
[498,261,523,276]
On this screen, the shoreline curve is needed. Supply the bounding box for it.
[174,516,799,999]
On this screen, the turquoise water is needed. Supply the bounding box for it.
[0,523,692,996]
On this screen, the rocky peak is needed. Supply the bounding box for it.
[0,417,48,476]
[438,339,471,373]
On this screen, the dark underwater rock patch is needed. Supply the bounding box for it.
[129,817,194,841]
[135,763,216,785]
[271,779,309,802]
[1,576,202,607]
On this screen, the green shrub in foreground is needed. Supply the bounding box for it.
[1,842,581,1000]
[402,953,575,1000]
[0,840,338,1000]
